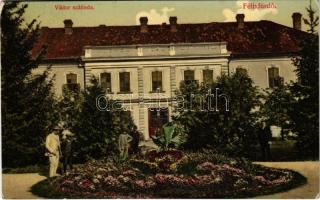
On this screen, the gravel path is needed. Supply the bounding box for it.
[255,161,319,199]
[2,161,319,199]
[2,173,46,199]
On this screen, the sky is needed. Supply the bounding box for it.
[23,0,319,31]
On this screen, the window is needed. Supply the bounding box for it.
[184,70,194,81]
[152,71,162,92]
[100,73,112,92]
[236,68,247,74]
[268,67,282,88]
[63,73,79,94]
[203,69,213,85]
[66,73,77,84]
[119,72,130,92]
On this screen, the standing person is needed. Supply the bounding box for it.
[258,122,272,161]
[61,129,75,174]
[129,125,141,155]
[45,126,62,177]
[118,132,133,160]
[61,129,74,173]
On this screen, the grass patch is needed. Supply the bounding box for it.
[269,140,315,161]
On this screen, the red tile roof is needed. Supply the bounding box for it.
[32,20,309,60]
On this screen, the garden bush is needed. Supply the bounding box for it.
[31,151,307,198]
[131,149,186,173]
[173,72,261,159]
[66,78,138,163]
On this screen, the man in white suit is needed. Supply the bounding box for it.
[45,126,62,177]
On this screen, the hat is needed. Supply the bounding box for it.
[62,129,74,139]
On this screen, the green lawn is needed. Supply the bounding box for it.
[269,139,316,161]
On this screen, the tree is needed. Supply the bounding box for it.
[303,0,319,34]
[72,78,137,162]
[1,2,59,167]
[289,3,319,158]
[174,72,261,158]
[261,84,295,140]
[58,87,83,130]
[72,78,113,161]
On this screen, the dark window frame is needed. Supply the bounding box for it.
[152,71,163,92]
[184,70,195,81]
[66,73,77,84]
[100,72,112,92]
[203,69,213,85]
[119,72,131,93]
[268,67,281,88]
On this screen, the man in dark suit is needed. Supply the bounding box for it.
[61,129,74,174]
[258,122,272,161]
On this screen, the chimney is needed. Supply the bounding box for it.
[292,12,302,30]
[63,19,73,35]
[169,16,177,32]
[236,14,245,29]
[139,17,148,33]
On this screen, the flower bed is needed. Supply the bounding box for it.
[31,152,307,198]
[130,149,186,173]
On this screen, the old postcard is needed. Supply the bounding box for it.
[1,0,319,199]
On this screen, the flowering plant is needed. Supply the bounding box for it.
[45,154,298,198]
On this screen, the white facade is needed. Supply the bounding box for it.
[33,42,297,140]
[229,57,297,89]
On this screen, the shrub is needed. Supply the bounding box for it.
[130,149,186,173]
[151,122,187,151]
[72,78,137,163]
[174,72,261,158]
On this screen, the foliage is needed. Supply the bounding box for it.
[151,122,187,150]
[31,156,306,198]
[174,72,261,158]
[71,78,137,163]
[131,149,186,173]
[261,84,295,139]
[289,4,319,159]
[1,2,59,167]
[72,78,113,162]
[58,87,83,130]
[303,1,319,34]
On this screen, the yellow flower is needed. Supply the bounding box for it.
[169,163,177,170]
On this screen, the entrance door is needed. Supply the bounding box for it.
[148,108,169,138]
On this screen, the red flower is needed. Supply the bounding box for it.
[80,179,93,188]
[61,179,74,186]
[186,177,200,185]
